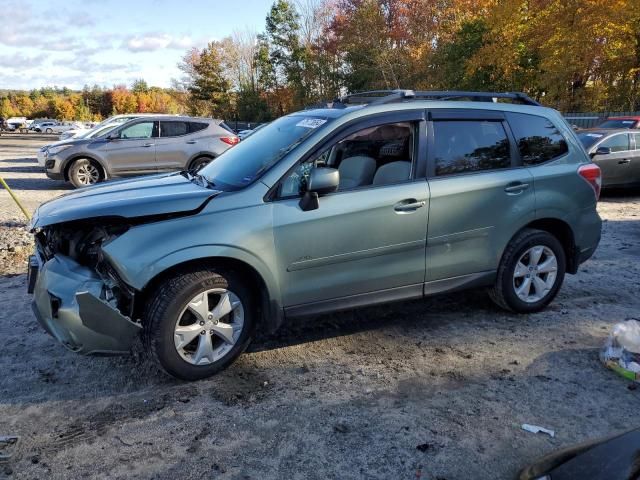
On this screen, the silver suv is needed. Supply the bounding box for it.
[28,90,602,380]
[43,115,239,188]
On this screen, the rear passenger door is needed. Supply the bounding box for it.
[425,109,535,285]
[155,120,193,171]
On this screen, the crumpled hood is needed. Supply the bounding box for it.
[31,173,219,228]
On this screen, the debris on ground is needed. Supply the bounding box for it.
[601,320,640,382]
[521,424,555,438]
[0,436,19,462]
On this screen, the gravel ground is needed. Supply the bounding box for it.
[0,134,639,479]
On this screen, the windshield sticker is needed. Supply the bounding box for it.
[622,120,635,124]
[296,118,327,129]
[585,133,603,138]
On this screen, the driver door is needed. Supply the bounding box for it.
[270,113,429,315]
[103,120,158,175]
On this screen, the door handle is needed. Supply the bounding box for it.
[143,143,154,147]
[618,159,631,164]
[504,182,529,194]
[186,140,197,144]
[394,199,426,213]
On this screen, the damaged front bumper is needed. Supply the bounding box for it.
[30,254,141,355]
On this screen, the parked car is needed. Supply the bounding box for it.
[518,427,640,480]
[577,129,640,188]
[42,115,239,187]
[31,121,58,133]
[596,116,640,129]
[28,90,602,380]
[5,116,28,131]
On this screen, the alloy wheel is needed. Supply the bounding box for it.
[76,163,100,185]
[512,245,558,303]
[174,288,245,365]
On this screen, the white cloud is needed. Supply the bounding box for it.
[124,33,194,52]
[0,53,47,69]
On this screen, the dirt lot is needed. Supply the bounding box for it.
[0,134,639,479]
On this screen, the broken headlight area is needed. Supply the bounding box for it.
[34,220,135,317]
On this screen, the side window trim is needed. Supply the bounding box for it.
[266,110,427,202]
[425,111,514,178]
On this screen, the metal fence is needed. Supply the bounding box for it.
[563,112,640,129]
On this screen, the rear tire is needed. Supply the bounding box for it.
[45,128,53,134]
[68,158,103,188]
[488,228,566,313]
[189,156,213,172]
[143,268,256,381]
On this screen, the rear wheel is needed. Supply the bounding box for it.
[189,156,213,172]
[68,158,103,188]
[143,268,255,380]
[45,128,53,134]
[489,228,566,313]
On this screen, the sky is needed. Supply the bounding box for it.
[0,0,274,90]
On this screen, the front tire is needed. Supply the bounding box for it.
[143,268,255,380]
[489,228,566,313]
[45,128,53,134]
[68,158,103,188]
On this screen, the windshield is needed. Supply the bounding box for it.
[199,114,332,189]
[598,119,637,129]
[577,132,605,150]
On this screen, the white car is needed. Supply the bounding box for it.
[43,122,84,134]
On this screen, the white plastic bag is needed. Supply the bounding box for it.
[601,320,640,382]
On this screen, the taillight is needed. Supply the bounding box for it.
[578,163,601,200]
[220,136,239,146]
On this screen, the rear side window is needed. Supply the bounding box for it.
[600,133,629,152]
[161,121,189,137]
[433,120,511,176]
[507,113,568,165]
[633,133,640,150]
[189,122,208,133]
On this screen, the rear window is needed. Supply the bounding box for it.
[506,113,568,165]
[433,120,511,176]
[219,122,235,134]
[598,119,638,129]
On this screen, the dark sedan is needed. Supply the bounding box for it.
[577,129,640,188]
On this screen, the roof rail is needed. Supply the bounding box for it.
[334,89,541,107]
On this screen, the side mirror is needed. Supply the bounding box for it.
[591,146,611,158]
[299,167,339,211]
[105,133,118,141]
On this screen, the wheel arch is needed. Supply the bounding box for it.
[521,218,577,273]
[62,154,108,181]
[135,255,282,334]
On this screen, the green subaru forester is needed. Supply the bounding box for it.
[28,90,602,380]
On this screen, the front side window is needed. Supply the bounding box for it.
[600,133,629,152]
[507,113,568,165]
[279,121,416,197]
[433,120,510,176]
[119,121,156,139]
[161,121,188,137]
